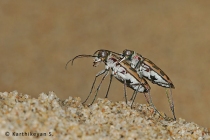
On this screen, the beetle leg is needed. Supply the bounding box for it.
[135,59,144,78]
[105,74,113,98]
[83,69,108,104]
[130,92,135,101]
[131,88,138,109]
[89,70,109,106]
[144,91,165,119]
[123,79,128,104]
[165,88,176,121]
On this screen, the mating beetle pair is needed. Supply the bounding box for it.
[66,49,176,120]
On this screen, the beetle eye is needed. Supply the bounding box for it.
[98,51,107,58]
[101,51,107,57]
[123,50,132,56]
[126,50,131,55]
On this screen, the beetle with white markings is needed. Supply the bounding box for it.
[65,50,163,118]
[120,49,176,120]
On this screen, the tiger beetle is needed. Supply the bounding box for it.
[120,49,176,121]
[65,49,164,118]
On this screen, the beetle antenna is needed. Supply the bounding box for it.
[65,54,97,69]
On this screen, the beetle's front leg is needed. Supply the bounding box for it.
[82,68,109,104]
[89,68,109,105]
[135,60,144,78]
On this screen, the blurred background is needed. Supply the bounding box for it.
[0,0,210,128]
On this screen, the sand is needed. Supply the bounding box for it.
[0,91,209,140]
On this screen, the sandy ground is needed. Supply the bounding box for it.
[0,91,209,139]
[0,1,210,128]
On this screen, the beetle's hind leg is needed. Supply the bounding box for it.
[165,88,176,121]
[144,90,165,119]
